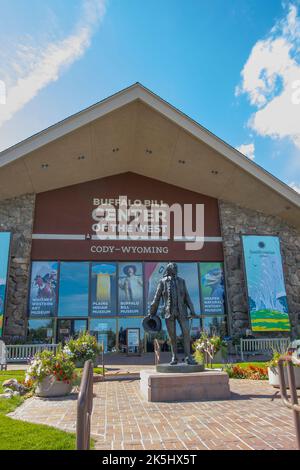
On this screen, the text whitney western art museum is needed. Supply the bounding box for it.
[0,83,299,352]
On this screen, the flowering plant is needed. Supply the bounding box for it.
[224,364,268,380]
[266,348,300,369]
[25,350,77,386]
[63,332,101,363]
[193,332,226,364]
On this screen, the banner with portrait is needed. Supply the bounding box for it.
[29,261,58,317]
[0,232,11,336]
[90,262,117,316]
[241,235,291,331]
[118,262,143,315]
[199,262,225,315]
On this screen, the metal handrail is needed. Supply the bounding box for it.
[278,355,300,450]
[77,360,94,450]
[154,339,161,366]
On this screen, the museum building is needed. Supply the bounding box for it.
[0,83,300,351]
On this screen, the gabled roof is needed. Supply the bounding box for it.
[0,82,300,227]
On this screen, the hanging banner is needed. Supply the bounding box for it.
[199,262,225,315]
[241,235,291,332]
[0,232,11,337]
[90,262,117,316]
[118,262,143,315]
[29,261,58,317]
[177,263,201,315]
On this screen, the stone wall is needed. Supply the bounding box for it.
[0,194,35,340]
[219,200,300,339]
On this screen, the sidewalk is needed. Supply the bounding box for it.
[9,377,299,450]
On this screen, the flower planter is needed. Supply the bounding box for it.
[268,366,300,389]
[35,376,73,397]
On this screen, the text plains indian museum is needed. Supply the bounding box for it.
[0,83,300,352]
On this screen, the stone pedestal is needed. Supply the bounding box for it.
[140,369,231,402]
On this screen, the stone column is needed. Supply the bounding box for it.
[0,194,35,341]
[219,200,300,338]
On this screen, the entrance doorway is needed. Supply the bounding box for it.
[57,319,88,343]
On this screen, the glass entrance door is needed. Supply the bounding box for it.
[57,319,88,343]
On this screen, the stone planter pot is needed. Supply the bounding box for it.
[268,366,300,389]
[35,376,73,398]
[212,347,228,364]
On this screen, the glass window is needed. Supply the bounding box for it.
[74,320,88,336]
[177,263,201,315]
[90,262,117,316]
[146,319,169,353]
[202,316,227,336]
[118,263,143,315]
[144,262,168,316]
[58,262,89,317]
[90,318,117,352]
[27,319,54,344]
[57,319,88,343]
[29,261,58,317]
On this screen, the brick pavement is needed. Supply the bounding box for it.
[9,378,299,450]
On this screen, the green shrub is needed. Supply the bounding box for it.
[63,332,102,363]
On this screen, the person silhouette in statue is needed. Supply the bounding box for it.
[149,262,196,365]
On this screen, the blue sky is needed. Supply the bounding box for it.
[0,0,300,192]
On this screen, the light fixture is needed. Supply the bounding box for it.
[211,170,219,175]
[178,159,186,164]
[41,163,49,169]
[77,155,85,160]
[112,148,120,153]
[145,149,153,155]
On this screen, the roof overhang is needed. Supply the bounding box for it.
[0,82,300,227]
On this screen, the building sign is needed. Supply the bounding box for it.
[90,262,117,316]
[127,328,140,354]
[118,262,144,315]
[199,262,225,315]
[29,261,58,317]
[241,235,291,332]
[0,232,11,337]
[31,174,223,262]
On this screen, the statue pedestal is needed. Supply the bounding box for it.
[140,368,231,402]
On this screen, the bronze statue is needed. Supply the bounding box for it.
[149,262,196,365]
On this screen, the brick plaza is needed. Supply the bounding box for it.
[9,377,298,450]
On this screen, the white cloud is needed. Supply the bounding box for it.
[0,0,106,128]
[236,143,255,160]
[289,181,300,193]
[237,3,300,148]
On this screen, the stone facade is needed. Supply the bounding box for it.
[0,194,35,340]
[219,200,300,339]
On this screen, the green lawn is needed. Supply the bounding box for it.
[0,370,77,450]
[209,361,267,369]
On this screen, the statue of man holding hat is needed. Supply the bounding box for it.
[146,262,197,365]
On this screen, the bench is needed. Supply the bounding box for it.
[240,337,290,361]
